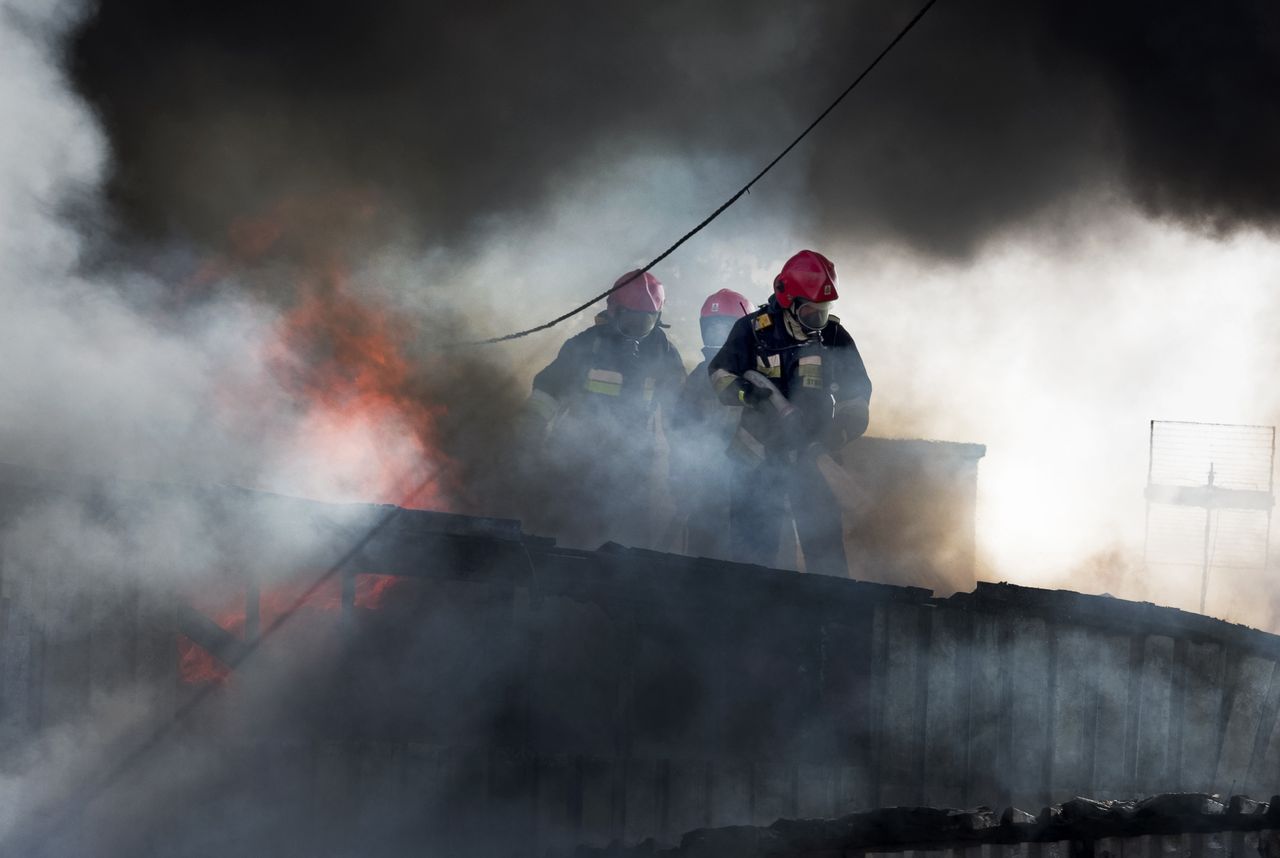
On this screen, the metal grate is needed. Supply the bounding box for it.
[1144,421,1276,618]
[1149,421,1275,492]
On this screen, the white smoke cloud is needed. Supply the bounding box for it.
[843,207,1280,626]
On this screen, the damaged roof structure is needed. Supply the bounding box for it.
[3,459,1280,856]
[573,793,1280,857]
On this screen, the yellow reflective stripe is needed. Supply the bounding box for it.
[798,364,823,378]
[711,370,737,392]
[802,376,822,389]
[643,377,656,402]
[755,354,782,377]
[584,367,624,396]
[587,368,623,384]
[734,426,766,460]
[798,355,822,365]
[528,390,559,421]
[585,380,622,396]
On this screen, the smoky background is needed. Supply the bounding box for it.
[3,0,1280,853]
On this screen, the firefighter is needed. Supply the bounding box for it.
[708,250,871,575]
[521,269,687,548]
[667,289,753,558]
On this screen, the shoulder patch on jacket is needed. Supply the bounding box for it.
[753,313,772,331]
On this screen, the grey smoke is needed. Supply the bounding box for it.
[65,0,1280,258]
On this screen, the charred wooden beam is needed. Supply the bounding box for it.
[173,603,248,669]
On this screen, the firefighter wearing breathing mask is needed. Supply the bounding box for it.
[708,250,871,575]
[667,289,754,559]
[521,269,687,548]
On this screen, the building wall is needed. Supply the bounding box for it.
[2,477,1279,856]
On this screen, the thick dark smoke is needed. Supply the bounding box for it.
[68,0,806,250]
[68,0,1280,258]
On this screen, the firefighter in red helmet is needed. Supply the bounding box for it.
[522,269,687,548]
[707,250,871,575]
[667,289,754,558]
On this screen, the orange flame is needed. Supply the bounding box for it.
[197,191,453,507]
[177,573,407,685]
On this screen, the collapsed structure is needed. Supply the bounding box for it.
[1,450,1279,856]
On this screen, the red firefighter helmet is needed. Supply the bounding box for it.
[700,288,751,319]
[607,269,665,312]
[772,250,837,309]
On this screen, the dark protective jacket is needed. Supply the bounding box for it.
[669,348,735,442]
[667,347,740,558]
[707,297,872,460]
[530,320,687,432]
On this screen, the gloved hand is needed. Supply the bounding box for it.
[738,378,773,408]
[836,398,870,438]
[821,419,848,453]
[824,398,869,450]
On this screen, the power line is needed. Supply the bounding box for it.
[8,473,441,856]
[468,0,941,346]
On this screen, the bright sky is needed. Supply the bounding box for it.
[849,210,1280,625]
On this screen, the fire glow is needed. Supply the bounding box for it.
[178,573,405,685]
[200,192,453,508]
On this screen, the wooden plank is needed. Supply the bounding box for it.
[578,756,617,848]
[1167,638,1188,791]
[709,758,751,828]
[924,607,965,807]
[1096,837,1123,858]
[1121,635,1147,795]
[1242,660,1280,798]
[622,756,659,845]
[1247,676,1280,800]
[797,763,836,820]
[1006,614,1050,808]
[1050,625,1097,802]
[666,759,710,842]
[0,595,36,744]
[309,741,358,853]
[1180,641,1226,792]
[835,763,872,815]
[89,585,138,707]
[868,603,888,804]
[1136,636,1176,791]
[1214,654,1275,794]
[1193,832,1227,858]
[38,593,92,727]
[133,587,175,717]
[535,753,578,858]
[964,611,1003,807]
[488,748,540,856]
[751,761,794,826]
[384,747,435,858]
[1160,833,1194,858]
[877,601,926,805]
[429,745,489,858]
[351,742,407,854]
[816,606,877,775]
[1091,631,1131,798]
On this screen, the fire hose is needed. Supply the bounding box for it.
[742,370,872,514]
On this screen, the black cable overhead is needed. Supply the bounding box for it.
[7,474,440,855]
[469,0,941,346]
[7,4,941,848]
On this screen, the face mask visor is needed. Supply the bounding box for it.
[792,299,832,332]
[700,317,737,349]
[615,309,659,339]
